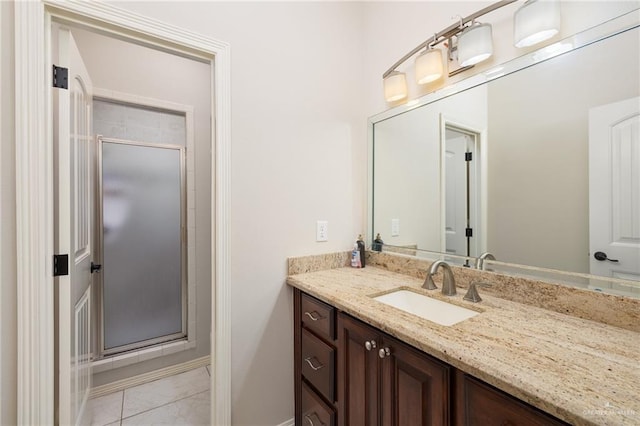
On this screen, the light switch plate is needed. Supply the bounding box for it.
[391,218,400,237]
[316,221,328,242]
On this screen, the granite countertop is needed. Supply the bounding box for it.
[287,266,640,426]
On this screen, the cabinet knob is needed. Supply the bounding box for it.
[378,347,391,359]
[364,340,377,351]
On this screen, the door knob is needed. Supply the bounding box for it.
[378,347,391,359]
[364,340,377,351]
[91,262,102,273]
[594,251,619,262]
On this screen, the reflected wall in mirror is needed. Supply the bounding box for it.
[371,14,640,286]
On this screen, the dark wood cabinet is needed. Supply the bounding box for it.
[380,333,450,426]
[338,312,450,426]
[294,289,566,426]
[337,312,381,426]
[295,290,338,425]
[454,371,567,426]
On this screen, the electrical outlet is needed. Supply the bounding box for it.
[391,218,400,237]
[316,221,328,242]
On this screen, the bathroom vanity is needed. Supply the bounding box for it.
[290,10,640,425]
[288,252,640,426]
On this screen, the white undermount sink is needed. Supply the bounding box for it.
[372,289,479,326]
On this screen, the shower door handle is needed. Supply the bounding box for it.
[91,262,102,273]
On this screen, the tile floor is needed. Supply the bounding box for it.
[89,365,211,426]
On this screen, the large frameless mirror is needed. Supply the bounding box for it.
[370,11,640,297]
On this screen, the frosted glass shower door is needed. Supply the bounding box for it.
[99,138,186,353]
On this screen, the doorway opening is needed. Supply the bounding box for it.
[50,14,213,426]
[440,118,485,260]
[16,3,231,424]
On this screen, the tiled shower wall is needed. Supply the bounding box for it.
[93,99,186,146]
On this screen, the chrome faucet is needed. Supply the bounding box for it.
[475,252,495,271]
[423,260,457,296]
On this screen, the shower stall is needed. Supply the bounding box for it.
[94,100,188,357]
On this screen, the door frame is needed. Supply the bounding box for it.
[14,1,231,424]
[439,115,488,257]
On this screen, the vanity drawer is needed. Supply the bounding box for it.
[301,293,335,341]
[302,382,335,426]
[301,328,335,402]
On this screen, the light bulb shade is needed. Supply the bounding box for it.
[415,49,443,84]
[458,23,493,67]
[383,71,408,102]
[514,0,561,48]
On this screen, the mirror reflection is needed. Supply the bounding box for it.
[372,21,639,285]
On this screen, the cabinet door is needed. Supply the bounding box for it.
[380,335,450,426]
[456,372,567,426]
[338,313,381,426]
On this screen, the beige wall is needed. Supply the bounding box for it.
[67,27,213,385]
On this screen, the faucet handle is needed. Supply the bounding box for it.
[423,274,438,290]
[463,281,492,303]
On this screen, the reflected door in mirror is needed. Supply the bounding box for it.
[589,97,640,282]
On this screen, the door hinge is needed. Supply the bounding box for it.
[53,254,69,277]
[465,152,473,162]
[52,65,68,89]
[465,228,473,237]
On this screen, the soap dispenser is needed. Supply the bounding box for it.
[373,233,384,252]
[357,234,366,268]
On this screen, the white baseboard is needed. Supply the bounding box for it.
[276,419,295,426]
[90,355,210,399]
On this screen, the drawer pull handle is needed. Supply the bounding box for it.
[364,340,377,351]
[305,413,325,426]
[304,311,323,321]
[304,356,324,371]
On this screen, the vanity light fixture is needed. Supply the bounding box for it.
[381,0,518,103]
[383,71,408,102]
[514,0,561,48]
[458,22,494,67]
[415,35,444,84]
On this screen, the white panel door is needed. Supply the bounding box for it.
[54,26,94,426]
[589,97,640,281]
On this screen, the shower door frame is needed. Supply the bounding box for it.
[96,136,188,356]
